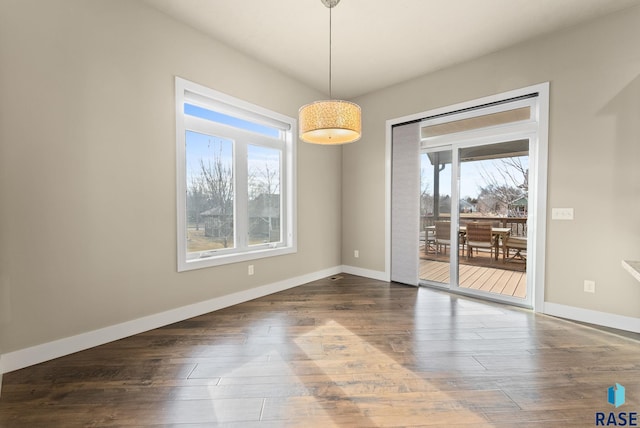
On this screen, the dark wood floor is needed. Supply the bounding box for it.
[2,274,640,427]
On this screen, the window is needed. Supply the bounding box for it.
[176,77,296,271]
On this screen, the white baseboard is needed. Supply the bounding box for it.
[544,302,640,333]
[0,266,342,374]
[341,265,388,282]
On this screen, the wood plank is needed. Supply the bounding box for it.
[421,260,527,300]
[459,266,481,288]
[1,274,639,427]
[472,268,500,292]
[513,272,528,298]
[500,270,519,296]
[425,261,450,283]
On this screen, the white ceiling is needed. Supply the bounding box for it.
[143,0,639,99]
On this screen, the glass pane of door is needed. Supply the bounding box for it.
[456,140,529,300]
[419,148,454,286]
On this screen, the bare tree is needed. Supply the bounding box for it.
[187,174,207,231]
[477,157,528,215]
[420,168,434,216]
[249,161,279,199]
[200,147,234,247]
[479,157,528,193]
[248,161,280,242]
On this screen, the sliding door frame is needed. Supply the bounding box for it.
[386,82,549,311]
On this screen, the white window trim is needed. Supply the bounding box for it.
[175,77,297,272]
[420,97,538,146]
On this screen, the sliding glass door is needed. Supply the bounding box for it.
[456,140,529,301]
[390,83,548,310]
[415,93,542,308]
[419,139,531,307]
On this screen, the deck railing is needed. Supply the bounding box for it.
[421,215,527,237]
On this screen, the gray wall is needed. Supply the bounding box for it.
[0,0,343,355]
[343,5,640,318]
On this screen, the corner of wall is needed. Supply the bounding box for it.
[341,265,388,282]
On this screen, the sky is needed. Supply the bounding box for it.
[421,153,529,200]
[184,103,281,190]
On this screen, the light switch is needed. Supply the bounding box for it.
[552,208,574,220]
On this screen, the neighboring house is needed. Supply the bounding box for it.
[508,196,528,217]
[459,199,475,213]
[200,207,232,239]
[248,194,280,243]
[201,194,280,242]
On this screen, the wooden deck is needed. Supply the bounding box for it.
[2,274,640,427]
[420,259,527,299]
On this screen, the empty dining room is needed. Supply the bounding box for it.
[1,0,640,426]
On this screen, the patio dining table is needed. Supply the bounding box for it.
[427,225,512,260]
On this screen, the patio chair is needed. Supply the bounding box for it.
[421,228,436,254]
[503,235,527,263]
[465,222,495,261]
[434,221,465,256]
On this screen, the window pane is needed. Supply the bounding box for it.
[185,130,235,256]
[247,145,281,245]
[421,107,530,139]
[185,103,280,138]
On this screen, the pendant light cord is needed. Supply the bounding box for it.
[328,3,332,99]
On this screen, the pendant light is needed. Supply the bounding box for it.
[299,0,361,145]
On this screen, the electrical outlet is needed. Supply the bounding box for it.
[248,265,254,276]
[354,250,359,258]
[584,280,595,293]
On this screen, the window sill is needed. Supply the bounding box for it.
[178,246,296,272]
